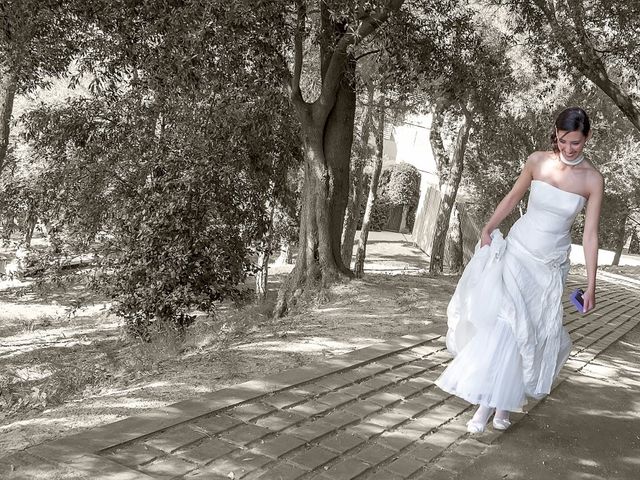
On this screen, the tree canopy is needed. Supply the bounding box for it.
[1,0,638,332]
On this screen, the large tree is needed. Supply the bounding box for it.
[274,1,407,316]
[17,1,302,335]
[274,0,469,313]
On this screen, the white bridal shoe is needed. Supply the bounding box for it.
[492,409,511,430]
[466,419,489,433]
[466,406,495,433]
[492,417,512,430]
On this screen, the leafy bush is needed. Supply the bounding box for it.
[21,85,300,338]
[99,180,255,338]
[382,162,421,207]
[359,163,421,231]
[370,196,394,231]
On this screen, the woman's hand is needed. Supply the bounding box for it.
[582,288,596,313]
[480,229,492,247]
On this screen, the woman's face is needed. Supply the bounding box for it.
[556,129,590,161]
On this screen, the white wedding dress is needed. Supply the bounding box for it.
[435,180,586,411]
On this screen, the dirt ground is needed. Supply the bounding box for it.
[0,232,460,459]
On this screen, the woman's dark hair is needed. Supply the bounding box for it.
[551,107,591,152]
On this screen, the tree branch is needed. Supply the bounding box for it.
[565,0,593,50]
[316,0,405,119]
[534,0,602,75]
[291,0,305,102]
[358,81,376,159]
[354,49,381,61]
[533,0,640,130]
[459,98,473,125]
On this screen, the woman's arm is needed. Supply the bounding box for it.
[480,155,536,246]
[581,173,604,313]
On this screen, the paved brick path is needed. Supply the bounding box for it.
[2,276,639,480]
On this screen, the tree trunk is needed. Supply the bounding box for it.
[23,214,37,248]
[256,186,277,302]
[341,85,375,268]
[629,227,639,254]
[2,216,16,241]
[429,112,471,274]
[0,62,18,175]
[255,249,269,301]
[354,104,385,278]
[275,129,354,316]
[584,68,640,132]
[430,100,450,189]
[340,161,365,269]
[325,58,356,271]
[447,205,463,273]
[611,212,628,266]
[399,204,410,233]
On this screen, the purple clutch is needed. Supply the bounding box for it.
[570,288,585,312]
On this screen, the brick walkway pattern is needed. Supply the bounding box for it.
[2,276,639,480]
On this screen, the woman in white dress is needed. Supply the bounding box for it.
[435,107,604,433]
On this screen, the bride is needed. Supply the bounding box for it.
[435,107,604,433]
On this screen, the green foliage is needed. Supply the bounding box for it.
[464,107,547,226]
[463,34,577,226]
[465,62,640,243]
[571,196,627,251]
[502,0,640,73]
[20,84,300,339]
[100,168,256,337]
[576,89,640,250]
[0,0,82,92]
[371,196,394,231]
[380,0,479,100]
[358,163,420,231]
[5,0,305,336]
[498,0,640,134]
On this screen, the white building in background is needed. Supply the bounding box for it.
[382,113,438,207]
[382,112,479,263]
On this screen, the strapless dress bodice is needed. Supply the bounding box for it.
[508,179,586,257]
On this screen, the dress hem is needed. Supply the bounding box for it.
[434,380,527,413]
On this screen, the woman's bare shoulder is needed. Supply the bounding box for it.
[585,164,604,191]
[526,150,555,162]
[576,159,604,197]
[525,151,555,172]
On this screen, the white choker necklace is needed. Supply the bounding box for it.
[559,152,584,166]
